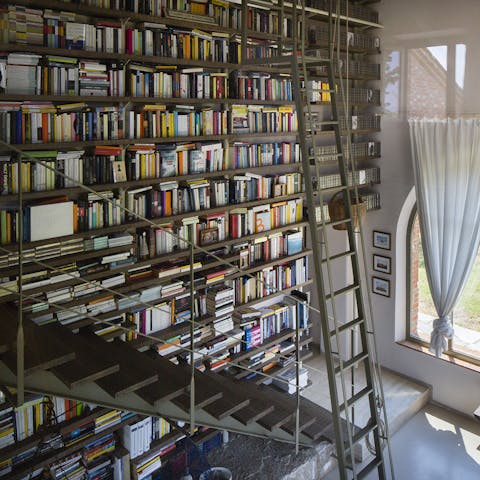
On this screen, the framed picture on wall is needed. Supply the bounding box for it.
[373,230,391,250]
[372,277,390,297]
[372,276,390,297]
[373,254,391,274]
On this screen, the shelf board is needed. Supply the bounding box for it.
[26,252,240,318]
[0,43,234,69]
[0,244,132,276]
[228,328,297,366]
[0,94,295,107]
[0,163,301,203]
[0,131,299,153]
[0,191,304,252]
[9,0,290,41]
[130,430,186,467]
[1,220,307,293]
[76,281,312,350]
[6,413,139,480]
[0,406,110,464]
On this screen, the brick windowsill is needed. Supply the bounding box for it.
[397,340,480,374]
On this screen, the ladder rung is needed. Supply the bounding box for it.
[350,418,379,446]
[334,351,369,374]
[357,457,383,479]
[325,283,359,300]
[321,217,352,228]
[300,88,335,93]
[339,385,373,411]
[305,120,339,126]
[329,316,364,336]
[317,185,348,195]
[308,153,343,160]
[241,56,331,67]
[322,249,356,263]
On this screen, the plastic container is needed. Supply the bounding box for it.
[199,467,232,480]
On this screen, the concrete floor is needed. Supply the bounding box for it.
[302,352,432,441]
[323,403,480,479]
[208,352,434,479]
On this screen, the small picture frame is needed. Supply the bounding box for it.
[373,254,391,274]
[200,227,218,246]
[373,230,391,250]
[372,276,390,297]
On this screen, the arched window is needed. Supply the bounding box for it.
[408,205,480,363]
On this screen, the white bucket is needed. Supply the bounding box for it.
[199,467,232,480]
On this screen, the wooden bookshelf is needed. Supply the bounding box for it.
[7,414,139,480]
[0,0,382,474]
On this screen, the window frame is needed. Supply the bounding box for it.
[407,203,480,366]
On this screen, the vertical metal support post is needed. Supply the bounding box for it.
[278,0,285,54]
[241,0,248,63]
[16,152,24,406]
[294,295,302,454]
[189,224,195,435]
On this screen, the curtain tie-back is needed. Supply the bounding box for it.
[429,317,454,357]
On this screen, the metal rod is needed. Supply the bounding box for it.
[16,151,24,406]
[295,292,302,455]
[189,223,196,435]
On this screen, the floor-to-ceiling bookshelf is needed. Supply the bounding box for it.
[0,0,382,478]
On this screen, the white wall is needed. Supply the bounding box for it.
[368,0,480,415]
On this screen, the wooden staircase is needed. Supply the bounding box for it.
[0,304,333,447]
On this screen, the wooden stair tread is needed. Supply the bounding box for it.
[200,372,251,420]
[135,350,220,407]
[77,334,158,398]
[216,374,295,431]
[45,325,120,388]
[171,362,226,408]
[1,316,75,376]
[280,414,317,436]
[133,354,189,405]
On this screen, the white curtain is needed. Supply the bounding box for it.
[409,118,480,356]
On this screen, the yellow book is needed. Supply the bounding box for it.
[168,112,175,137]
[161,112,167,137]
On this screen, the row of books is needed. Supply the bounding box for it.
[311,141,380,164]
[2,6,231,60]
[128,65,228,99]
[0,141,304,196]
[127,106,227,139]
[233,228,304,266]
[0,232,133,270]
[126,142,225,179]
[230,171,303,204]
[231,71,293,101]
[124,26,229,62]
[229,198,304,238]
[232,256,309,304]
[0,101,303,145]
[317,167,380,190]
[0,55,126,97]
[0,199,302,261]
[308,24,380,51]
[232,141,300,168]
[0,102,125,144]
[1,53,380,107]
[231,104,297,134]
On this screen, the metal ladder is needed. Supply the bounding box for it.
[241,0,393,478]
[294,1,391,479]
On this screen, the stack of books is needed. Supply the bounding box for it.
[273,366,309,394]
